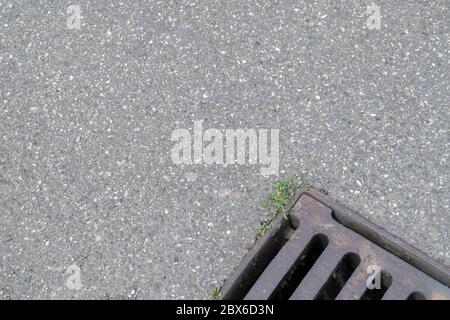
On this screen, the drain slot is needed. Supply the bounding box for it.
[222,218,296,300]
[315,253,360,300]
[234,230,292,299]
[360,271,392,300]
[269,234,329,300]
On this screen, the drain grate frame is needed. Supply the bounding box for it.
[221,188,450,300]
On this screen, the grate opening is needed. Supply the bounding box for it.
[268,234,329,300]
[228,222,297,299]
[360,270,393,300]
[314,252,361,300]
[407,292,426,300]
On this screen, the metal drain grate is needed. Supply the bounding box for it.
[221,189,450,300]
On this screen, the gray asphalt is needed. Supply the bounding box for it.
[0,0,449,299]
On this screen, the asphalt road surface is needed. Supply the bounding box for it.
[0,0,449,299]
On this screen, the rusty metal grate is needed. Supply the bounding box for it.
[221,189,450,300]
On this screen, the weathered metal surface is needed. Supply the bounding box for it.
[221,189,450,300]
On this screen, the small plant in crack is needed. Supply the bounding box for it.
[257,174,310,237]
[211,286,221,300]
